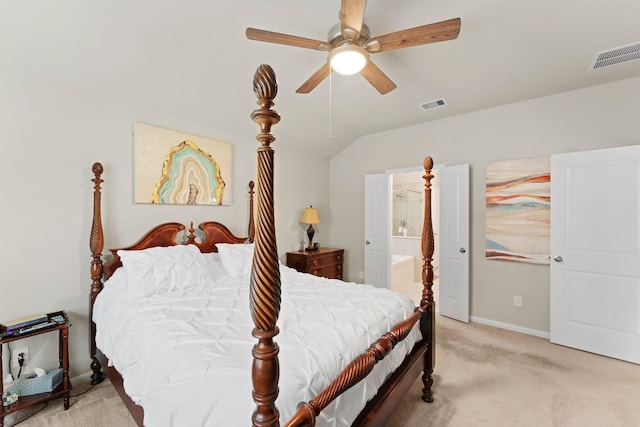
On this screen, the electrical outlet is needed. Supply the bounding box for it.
[513,295,523,307]
[12,347,29,368]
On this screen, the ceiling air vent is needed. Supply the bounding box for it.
[419,98,447,111]
[589,41,640,71]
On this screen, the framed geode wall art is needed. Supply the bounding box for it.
[133,122,232,205]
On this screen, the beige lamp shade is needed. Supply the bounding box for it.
[299,207,320,224]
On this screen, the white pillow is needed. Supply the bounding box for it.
[200,252,228,280]
[215,243,254,279]
[118,244,212,298]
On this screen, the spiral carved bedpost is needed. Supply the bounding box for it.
[248,180,256,242]
[250,65,282,427]
[420,156,435,402]
[89,162,105,385]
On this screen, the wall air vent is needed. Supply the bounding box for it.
[419,98,447,111]
[589,41,640,71]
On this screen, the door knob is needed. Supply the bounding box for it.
[365,240,370,245]
[459,247,466,253]
[553,255,563,262]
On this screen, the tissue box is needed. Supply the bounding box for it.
[14,369,63,397]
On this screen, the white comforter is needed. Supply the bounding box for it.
[94,256,421,427]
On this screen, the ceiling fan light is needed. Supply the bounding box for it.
[330,44,368,75]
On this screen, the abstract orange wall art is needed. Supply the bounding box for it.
[486,156,550,264]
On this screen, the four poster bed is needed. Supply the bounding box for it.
[88,65,437,426]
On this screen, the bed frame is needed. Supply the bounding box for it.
[88,64,436,427]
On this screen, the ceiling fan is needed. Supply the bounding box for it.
[246,0,461,95]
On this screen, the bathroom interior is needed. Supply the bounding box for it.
[390,170,440,306]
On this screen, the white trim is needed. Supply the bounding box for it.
[470,316,550,339]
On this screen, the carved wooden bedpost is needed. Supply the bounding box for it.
[420,156,435,402]
[248,180,256,242]
[250,64,282,427]
[89,162,105,385]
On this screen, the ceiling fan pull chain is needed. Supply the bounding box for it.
[328,63,333,139]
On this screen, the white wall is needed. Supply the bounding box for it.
[4,68,638,377]
[0,70,330,378]
[329,76,640,334]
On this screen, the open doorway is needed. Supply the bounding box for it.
[389,169,440,306]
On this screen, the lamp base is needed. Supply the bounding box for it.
[306,224,316,251]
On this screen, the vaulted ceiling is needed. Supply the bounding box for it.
[2,1,640,158]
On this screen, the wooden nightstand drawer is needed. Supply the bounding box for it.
[286,248,345,280]
[310,252,343,267]
[309,262,342,279]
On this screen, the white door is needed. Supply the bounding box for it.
[364,173,390,287]
[439,164,471,322]
[550,145,640,364]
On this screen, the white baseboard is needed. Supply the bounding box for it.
[470,315,550,339]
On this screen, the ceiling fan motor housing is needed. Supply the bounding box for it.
[328,22,371,46]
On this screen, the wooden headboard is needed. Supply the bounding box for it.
[90,174,256,282]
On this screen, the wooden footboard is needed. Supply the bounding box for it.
[285,309,429,427]
[353,341,429,427]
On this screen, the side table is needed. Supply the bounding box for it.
[0,311,71,426]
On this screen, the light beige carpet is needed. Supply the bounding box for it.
[6,315,639,426]
[387,316,640,427]
[5,380,136,427]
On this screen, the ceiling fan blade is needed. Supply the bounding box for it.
[360,61,397,95]
[246,28,331,51]
[296,63,331,94]
[340,0,367,37]
[369,18,461,53]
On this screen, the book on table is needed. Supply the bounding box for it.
[0,313,48,332]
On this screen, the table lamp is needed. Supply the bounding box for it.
[299,206,320,251]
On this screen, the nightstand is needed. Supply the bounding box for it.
[286,247,344,280]
[1,311,71,427]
